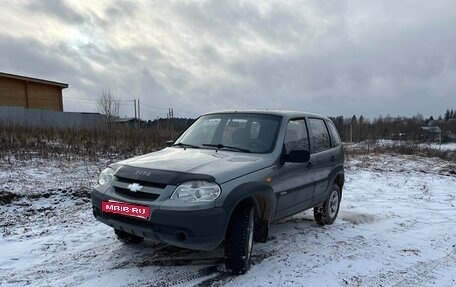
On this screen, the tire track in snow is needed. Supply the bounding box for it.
[119,251,272,287]
[122,265,223,287]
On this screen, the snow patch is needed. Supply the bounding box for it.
[339,211,377,225]
[1,154,456,286]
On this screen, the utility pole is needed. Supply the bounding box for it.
[134,99,137,119]
[137,99,141,129]
[168,108,174,132]
[167,108,171,132]
[350,122,353,143]
[137,99,140,120]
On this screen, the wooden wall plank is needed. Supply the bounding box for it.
[27,83,61,111]
[0,77,27,106]
[0,76,64,111]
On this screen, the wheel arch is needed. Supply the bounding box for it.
[222,182,276,235]
[334,172,344,197]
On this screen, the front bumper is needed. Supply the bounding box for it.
[91,189,228,250]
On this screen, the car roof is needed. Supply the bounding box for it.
[203,110,329,120]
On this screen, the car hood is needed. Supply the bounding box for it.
[116,147,275,184]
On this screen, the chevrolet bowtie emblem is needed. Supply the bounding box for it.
[127,183,144,192]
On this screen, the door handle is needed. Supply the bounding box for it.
[330,156,336,162]
[306,162,314,169]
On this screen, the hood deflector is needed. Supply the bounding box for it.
[115,165,215,186]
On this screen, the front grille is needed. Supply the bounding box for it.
[99,210,154,226]
[115,176,166,189]
[112,176,165,201]
[115,187,160,200]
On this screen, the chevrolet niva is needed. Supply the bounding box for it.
[91,110,344,274]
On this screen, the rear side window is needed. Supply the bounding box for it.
[309,118,331,153]
[327,121,341,147]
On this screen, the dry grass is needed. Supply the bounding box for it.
[0,124,181,160]
[2,123,454,163]
[345,142,456,162]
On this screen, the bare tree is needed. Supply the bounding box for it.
[97,88,120,124]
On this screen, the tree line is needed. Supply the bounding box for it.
[95,86,455,144]
[330,109,456,143]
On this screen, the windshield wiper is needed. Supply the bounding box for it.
[202,143,251,153]
[173,142,200,149]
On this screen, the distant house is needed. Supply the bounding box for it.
[421,126,441,133]
[421,126,442,142]
[114,118,146,128]
[0,72,68,111]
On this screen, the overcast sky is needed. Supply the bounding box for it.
[1,1,455,120]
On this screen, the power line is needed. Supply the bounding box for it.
[65,96,168,110]
[64,96,134,103]
[141,106,161,113]
[63,98,97,103]
[64,96,172,121]
[141,102,168,110]
[64,96,94,100]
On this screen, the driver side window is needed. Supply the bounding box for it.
[284,119,310,153]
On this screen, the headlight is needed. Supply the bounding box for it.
[98,167,115,185]
[171,181,221,202]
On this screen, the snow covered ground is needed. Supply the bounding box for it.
[1,153,455,286]
[419,142,456,151]
[345,139,456,152]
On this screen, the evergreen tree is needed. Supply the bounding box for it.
[445,110,450,121]
[351,115,357,125]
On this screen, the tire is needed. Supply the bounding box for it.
[224,204,255,275]
[114,229,144,244]
[314,184,341,226]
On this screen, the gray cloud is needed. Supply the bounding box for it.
[25,0,85,25]
[1,0,456,119]
[105,1,138,19]
[0,34,81,82]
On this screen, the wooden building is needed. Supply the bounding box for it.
[0,72,68,111]
[114,117,147,128]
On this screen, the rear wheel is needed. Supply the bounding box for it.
[314,184,341,226]
[224,204,255,274]
[114,229,144,244]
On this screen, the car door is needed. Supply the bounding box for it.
[276,119,315,220]
[308,118,333,204]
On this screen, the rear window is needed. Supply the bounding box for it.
[327,120,341,147]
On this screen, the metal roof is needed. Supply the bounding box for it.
[114,117,146,123]
[0,72,68,88]
[421,126,442,133]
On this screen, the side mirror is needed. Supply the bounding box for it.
[283,150,310,163]
[165,140,174,147]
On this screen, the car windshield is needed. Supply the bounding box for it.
[174,113,282,153]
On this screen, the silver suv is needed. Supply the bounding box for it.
[91,110,344,274]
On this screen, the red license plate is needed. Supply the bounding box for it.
[102,201,150,219]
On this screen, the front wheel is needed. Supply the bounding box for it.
[314,184,341,226]
[224,205,255,274]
